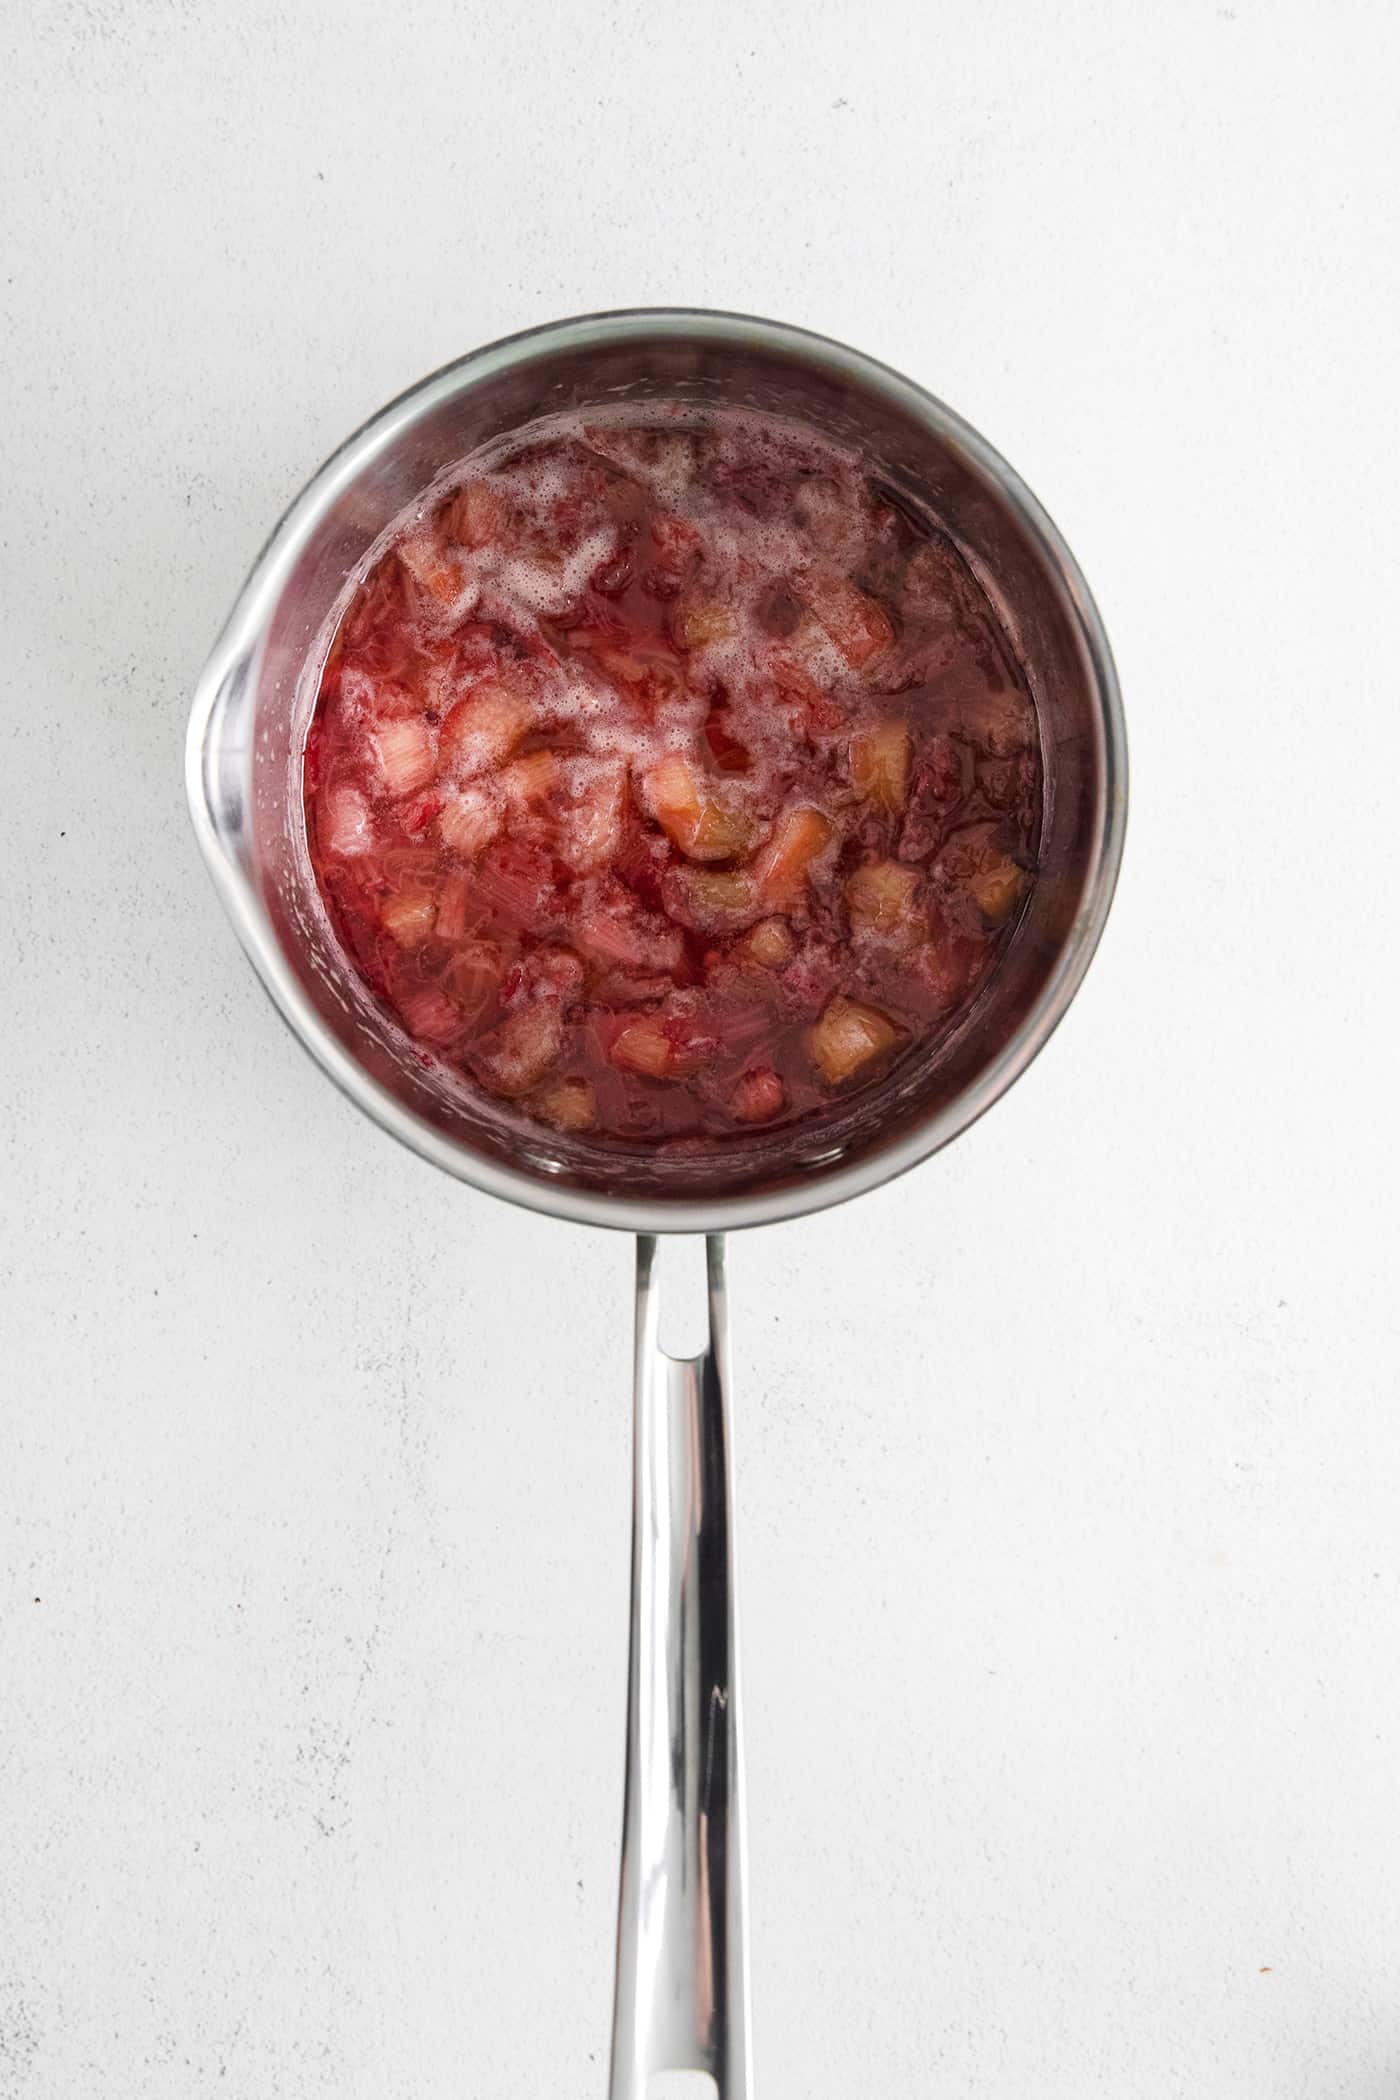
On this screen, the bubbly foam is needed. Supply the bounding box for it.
[329,402,900,820]
[493,523,619,620]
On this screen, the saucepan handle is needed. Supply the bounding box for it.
[609,1233,752,2100]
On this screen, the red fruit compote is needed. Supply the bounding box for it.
[301,408,1041,1148]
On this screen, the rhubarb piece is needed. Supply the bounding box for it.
[558,762,625,874]
[524,946,586,1002]
[341,558,407,655]
[482,1001,563,1095]
[589,970,679,1008]
[730,1067,785,1123]
[752,806,833,905]
[442,479,508,549]
[743,916,795,968]
[570,907,650,961]
[938,825,1029,925]
[572,903,650,970]
[609,1012,717,1080]
[967,857,1026,925]
[952,682,1036,757]
[435,872,471,942]
[398,984,462,1045]
[800,573,894,668]
[439,788,502,860]
[499,749,560,804]
[371,716,435,799]
[319,785,373,858]
[571,882,684,975]
[441,941,501,1022]
[809,996,902,1085]
[608,1014,673,1079]
[674,601,738,650]
[689,801,753,861]
[849,719,910,813]
[845,860,924,945]
[913,920,976,1015]
[533,1076,596,1131]
[640,751,700,840]
[473,840,555,927]
[440,681,531,778]
[376,845,438,890]
[668,867,760,934]
[381,888,438,949]
[641,754,752,863]
[399,532,474,609]
[587,426,699,491]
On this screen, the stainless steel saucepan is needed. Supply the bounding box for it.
[186,308,1126,2099]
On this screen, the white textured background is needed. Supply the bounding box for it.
[3,2,1399,2095]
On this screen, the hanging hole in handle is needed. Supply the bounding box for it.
[653,1235,711,1361]
[647,2077,720,2100]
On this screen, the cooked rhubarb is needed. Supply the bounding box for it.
[303,405,1041,1143]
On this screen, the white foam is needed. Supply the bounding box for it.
[785,619,848,687]
[346,402,887,816]
[581,423,699,508]
[493,523,618,620]
[491,453,571,508]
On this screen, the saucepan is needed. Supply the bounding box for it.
[185,308,1126,2098]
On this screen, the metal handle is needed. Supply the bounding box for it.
[609,1234,751,2100]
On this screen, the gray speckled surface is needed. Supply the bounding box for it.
[3,2,1400,2093]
